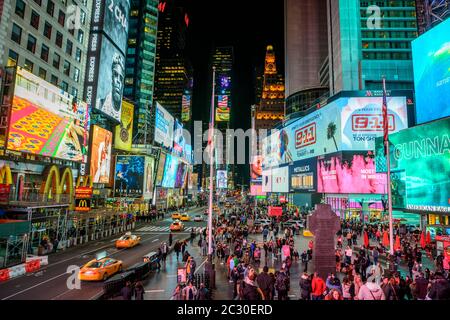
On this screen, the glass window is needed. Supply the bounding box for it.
[66,39,73,55]
[38,67,47,80]
[41,44,49,62]
[47,0,54,16]
[50,75,58,86]
[58,10,65,26]
[77,30,84,44]
[7,50,19,67]
[44,22,52,39]
[30,10,40,29]
[80,10,86,25]
[11,23,22,44]
[56,31,63,47]
[15,0,26,18]
[24,59,34,72]
[63,60,70,76]
[75,48,82,63]
[71,87,78,98]
[73,67,80,82]
[33,0,42,5]
[27,34,37,53]
[53,53,60,69]
[60,81,68,92]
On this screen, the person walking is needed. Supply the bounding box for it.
[174,241,181,260]
[182,282,198,301]
[311,272,326,300]
[169,232,173,247]
[172,284,183,300]
[196,283,210,300]
[134,281,145,300]
[120,281,133,300]
[275,268,290,300]
[257,266,274,300]
[299,272,312,300]
[358,279,386,300]
[239,267,264,300]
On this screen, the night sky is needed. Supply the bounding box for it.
[182,0,284,185]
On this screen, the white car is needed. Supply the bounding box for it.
[284,219,304,228]
[254,219,271,227]
[194,215,204,222]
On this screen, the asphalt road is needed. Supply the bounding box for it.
[0,207,207,300]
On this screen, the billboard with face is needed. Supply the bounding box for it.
[90,125,113,184]
[217,170,228,189]
[173,119,185,157]
[155,152,167,186]
[114,155,145,197]
[161,154,178,188]
[7,67,90,162]
[115,100,133,151]
[251,155,263,182]
[91,0,130,55]
[290,157,317,193]
[412,17,450,124]
[375,117,450,212]
[317,151,387,194]
[144,156,155,199]
[154,102,174,149]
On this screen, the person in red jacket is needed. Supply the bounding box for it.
[311,272,326,300]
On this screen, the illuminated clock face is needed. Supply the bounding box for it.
[267,63,274,70]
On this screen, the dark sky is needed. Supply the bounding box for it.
[182,0,284,185]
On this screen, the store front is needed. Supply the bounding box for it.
[324,194,387,222]
[426,213,450,239]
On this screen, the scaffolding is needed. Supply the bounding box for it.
[417,0,450,34]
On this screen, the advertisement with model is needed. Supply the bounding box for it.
[290,157,317,193]
[412,17,450,124]
[375,117,450,213]
[143,156,155,199]
[8,67,90,163]
[155,152,167,186]
[173,119,185,157]
[317,151,387,194]
[115,100,133,151]
[217,170,228,189]
[114,155,145,197]
[161,154,179,188]
[90,125,113,184]
[154,102,174,149]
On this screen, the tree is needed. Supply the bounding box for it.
[327,122,338,151]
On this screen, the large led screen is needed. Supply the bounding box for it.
[155,152,167,186]
[154,102,174,149]
[90,126,113,183]
[250,155,262,182]
[8,68,90,162]
[375,117,450,212]
[271,166,289,193]
[217,170,228,189]
[262,169,272,193]
[250,183,265,196]
[181,95,191,122]
[215,95,230,122]
[115,100,133,151]
[412,17,450,124]
[114,155,144,197]
[173,119,185,157]
[175,162,186,188]
[161,154,178,188]
[317,151,387,194]
[144,156,155,198]
[290,157,317,193]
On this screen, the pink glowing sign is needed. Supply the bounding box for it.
[317,152,387,194]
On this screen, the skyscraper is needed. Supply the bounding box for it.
[327,0,418,94]
[416,0,450,34]
[154,0,192,123]
[123,0,159,144]
[284,0,329,115]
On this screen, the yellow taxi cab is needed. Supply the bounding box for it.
[115,232,141,249]
[170,220,184,231]
[172,212,181,220]
[78,257,123,281]
[180,213,190,221]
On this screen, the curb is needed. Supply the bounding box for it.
[0,255,48,282]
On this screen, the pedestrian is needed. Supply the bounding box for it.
[301,250,308,272]
[169,232,173,247]
[298,272,312,300]
[414,272,429,300]
[172,284,183,300]
[174,241,181,260]
[134,281,145,300]
[256,266,274,300]
[427,272,450,300]
[311,272,326,300]
[182,281,198,301]
[239,266,264,300]
[196,283,210,300]
[275,267,290,300]
[357,278,386,300]
[120,281,133,300]
[325,288,344,300]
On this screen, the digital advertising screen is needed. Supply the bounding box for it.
[271,166,289,193]
[173,119,185,157]
[91,0,130,55]
[90,126,113,184]
[250,155,263,182]
[154,102,174,149]
[262,169,272,193]
[144,156,155,199]
[94,36,125,122]
[175,162,186,188]
[317,151,387,194]
[375,117,450,212]
[412,17,450,124]
[114,155,145,197]
[250,183,266,196]
[189,173,198,190]
[181,95,191,122]
[8,67,90,162]
[215,95,230,122]
[217,170,228,189]
[161,154,178,188]
[184,144,193,163]
[290,157,317,192]
[155,152,167,186]
[114,100,133,151]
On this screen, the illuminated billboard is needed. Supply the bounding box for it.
[181,95,191,122]
[217,170,228,189]
[115,100,133,151]
[262,95,409,169]
[114,155,145,197]
[271,166,289,193]
[412,17,450,124]
[289,158,317,192]
[173,119,185,157]
[161,154,178,188]
[154,102,174,149]
[175,162,186,188]
[90,126,113,184]
[7,68,90,162]
[215,95,230,122]
[375,117,450,212]
[144,156,155,199]
[189,173,198,190]
[155,152,167,186]
[317,151,387,194]
[250,183,266,196]
[250,155,263,182]
[262,169,272,193]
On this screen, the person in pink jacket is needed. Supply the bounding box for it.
[357,279,386,300]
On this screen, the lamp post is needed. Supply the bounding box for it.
[205,66,216,289]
